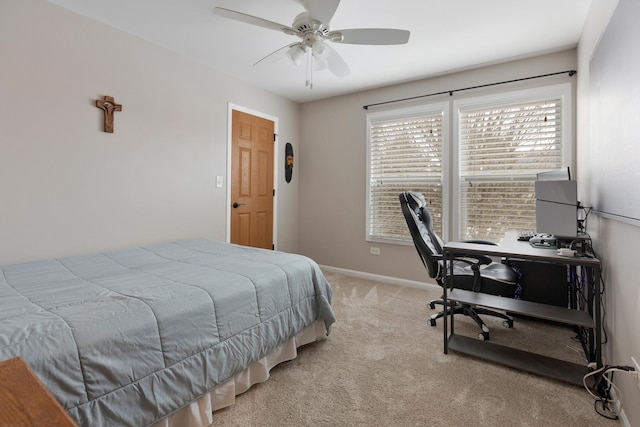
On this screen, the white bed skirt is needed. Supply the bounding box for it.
[150,320,327,427]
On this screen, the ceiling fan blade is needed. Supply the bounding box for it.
[304,0,341,24]
[253,43,302,67]
[329,28,410,45]
[320,43,350,77]
[213,7,293,34]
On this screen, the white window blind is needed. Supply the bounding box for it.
[458,98,564,242]
[368,112,443,242]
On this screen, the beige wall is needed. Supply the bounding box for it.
[0,0,300,264]
[299,50,577,283]
[577,1,640,426]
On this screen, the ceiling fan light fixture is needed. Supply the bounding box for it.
[312,41,328,60]
[286,45,306,66]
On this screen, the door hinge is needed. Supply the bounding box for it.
[272,244,275,250]
[273,189,275,196]
[273,133,277,142]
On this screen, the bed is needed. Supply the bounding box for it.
[0,238,335,427]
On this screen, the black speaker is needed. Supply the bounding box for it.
[503,259,568,307]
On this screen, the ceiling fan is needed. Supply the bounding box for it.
[213,0,410,88]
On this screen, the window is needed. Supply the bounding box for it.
[454,84,571,242]
[366,104,447,243]
[366,83,572,245]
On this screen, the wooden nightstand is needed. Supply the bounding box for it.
[0,357,77,427]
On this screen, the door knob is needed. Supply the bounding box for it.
[232,202,246,208]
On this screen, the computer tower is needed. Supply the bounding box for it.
[535,180,578,238]
[503,259,568,307]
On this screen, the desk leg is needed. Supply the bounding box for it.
[582,264,602,367]
[594,265,602,369]
[591,264,606,397]
[443,251,458,354]
[585,266,596,363]
[443,251,449,354]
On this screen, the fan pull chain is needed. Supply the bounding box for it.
[305,49,310,88]
[305,49,313,89]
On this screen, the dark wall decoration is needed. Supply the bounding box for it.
[285,142,294,183]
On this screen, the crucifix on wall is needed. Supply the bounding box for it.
[95,96,122,133]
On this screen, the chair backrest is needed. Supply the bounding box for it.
[399,191,446,282]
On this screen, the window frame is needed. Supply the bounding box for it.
[452,83,573,241]
[365,102,450,244]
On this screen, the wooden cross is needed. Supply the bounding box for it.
[95,96,122,133]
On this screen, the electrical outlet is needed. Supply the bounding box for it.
[370,247,380,255]
[632,357,640,389]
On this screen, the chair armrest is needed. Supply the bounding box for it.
[455,241,496,265]
[445,252,492,266]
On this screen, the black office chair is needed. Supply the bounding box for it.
[399,191,517,340]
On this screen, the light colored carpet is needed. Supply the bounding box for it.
[212,271,613,426]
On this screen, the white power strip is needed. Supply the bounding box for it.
[557,248,577,257]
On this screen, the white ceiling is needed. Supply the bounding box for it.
[48,0,591,103]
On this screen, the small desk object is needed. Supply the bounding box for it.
[442,232,602,386]
[0,357,77,427]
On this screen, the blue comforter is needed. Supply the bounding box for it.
[0,239,335,426]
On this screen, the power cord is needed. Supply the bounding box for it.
[577,203,593,234]
[583,364,638,420]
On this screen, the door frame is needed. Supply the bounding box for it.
[225,103,279,249]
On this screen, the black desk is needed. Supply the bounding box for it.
[442,232,602,386]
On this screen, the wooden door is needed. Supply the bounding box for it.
[230,110,274,249]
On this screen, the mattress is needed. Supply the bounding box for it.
[0,239,335,427]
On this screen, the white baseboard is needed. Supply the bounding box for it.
[610,387,631,427]
[319,265,440,292]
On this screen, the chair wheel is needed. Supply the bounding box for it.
[429,302,435,309]
[429,318,436,326]
[478,332,489,341]
[503,319,514,328]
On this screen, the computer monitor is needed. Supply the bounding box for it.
[535,169,578,238]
